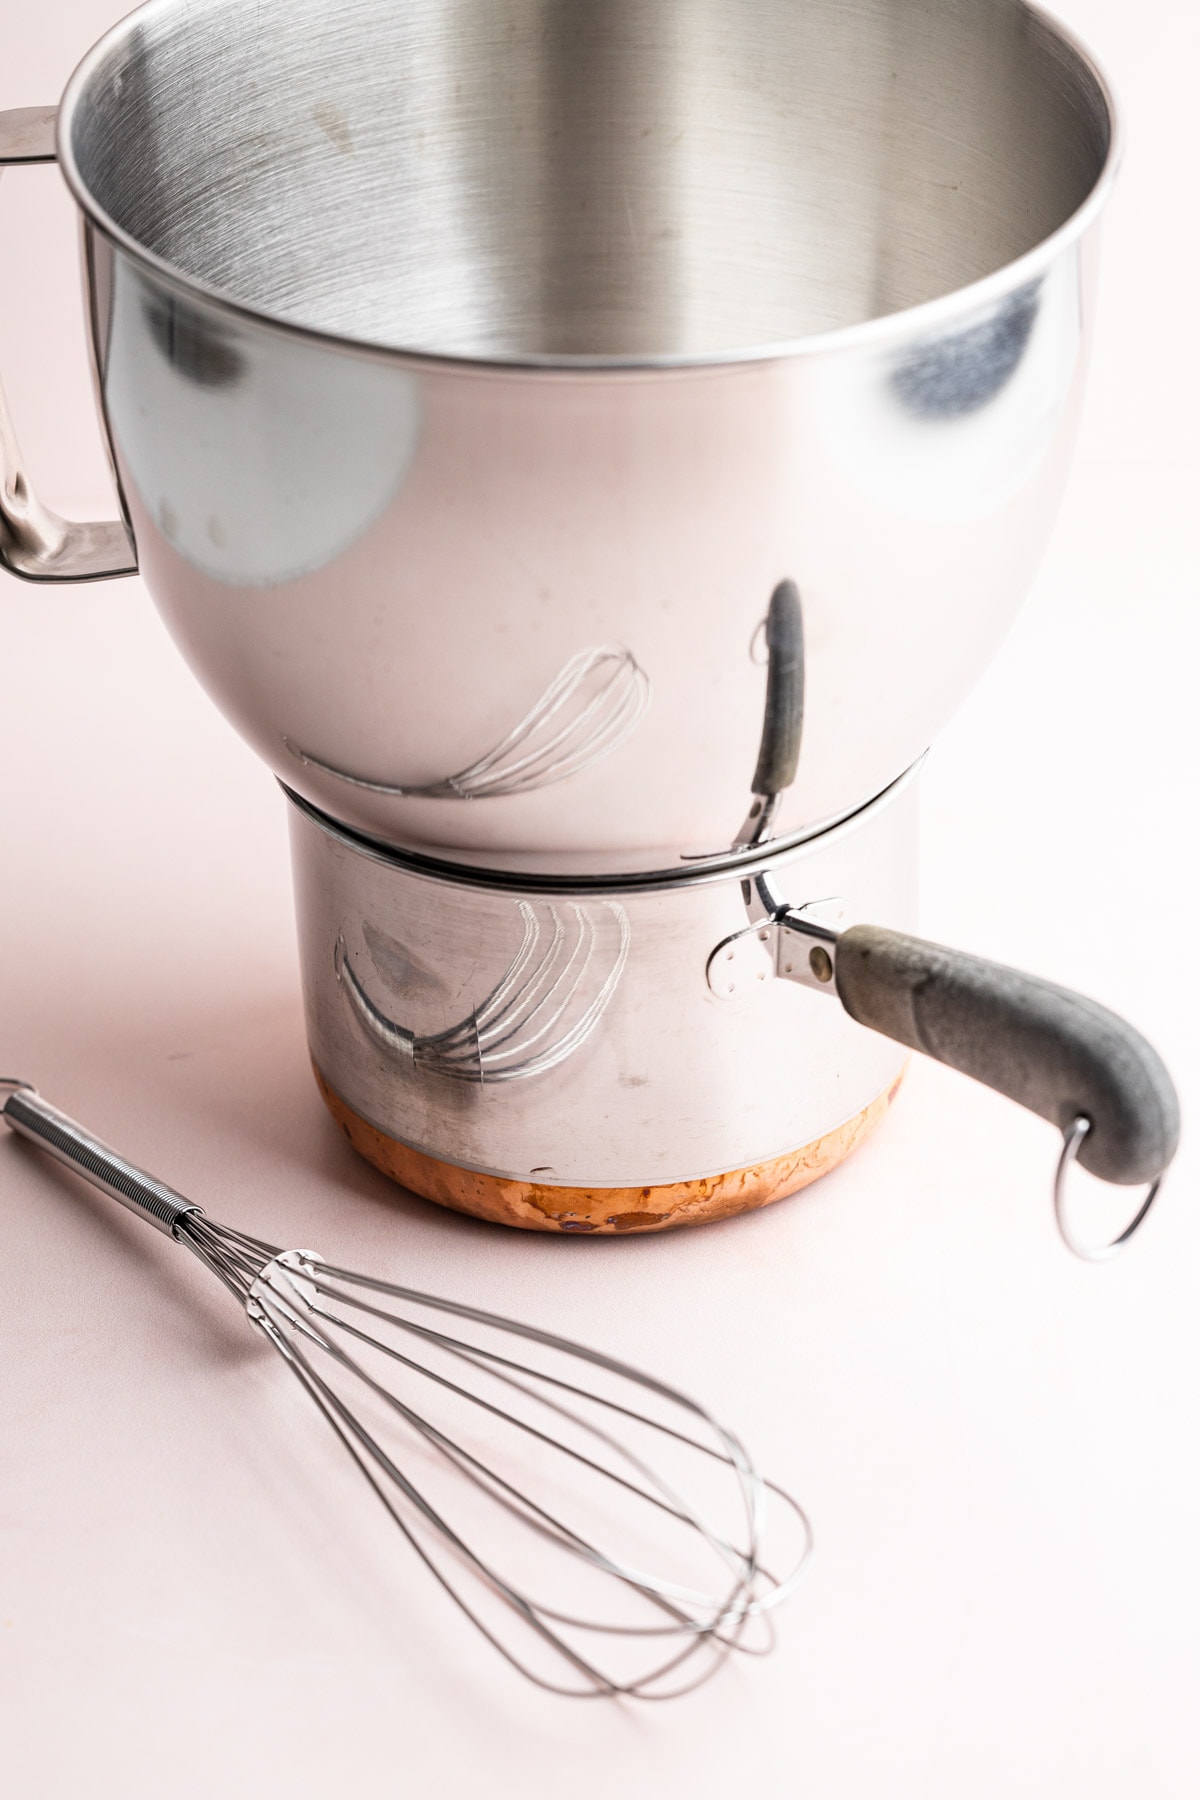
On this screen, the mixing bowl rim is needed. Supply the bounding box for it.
[56,0,1120,375]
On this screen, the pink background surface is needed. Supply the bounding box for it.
[2,2,1199,1794]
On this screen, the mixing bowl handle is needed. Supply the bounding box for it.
[833,925,1180,1191]
[0,107,137,583]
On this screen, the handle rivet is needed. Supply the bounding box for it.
[808,947,833,984]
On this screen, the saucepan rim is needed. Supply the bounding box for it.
[280,761,924,898]
[56,0,1120,376]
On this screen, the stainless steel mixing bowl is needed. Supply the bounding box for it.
[2,0,1115,874]
[0,2,1183,1242]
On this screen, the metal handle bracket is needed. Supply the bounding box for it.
[706,888,1178,1257]
[706,892,845,999]
[0,106,138,583]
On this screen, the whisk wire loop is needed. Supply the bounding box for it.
[308,1291,765,1622]
[247,1262,732,1694]
[3,1083,810,1699]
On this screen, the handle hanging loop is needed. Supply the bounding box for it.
[1053,1115,1163,1262]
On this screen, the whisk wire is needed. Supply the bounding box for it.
[251,1282,731,1697]
[187,1224,799,1625]
[1,1084,811,1699]
[308,1289,762,1622]
[271,1254,807,1659]
[302,1255,800,1604]
[312,1279,777,1576]
[253,1309,623,1696]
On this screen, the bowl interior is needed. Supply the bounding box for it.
[69,0,1111,359]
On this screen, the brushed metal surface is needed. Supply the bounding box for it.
[15,0,1117,870]
[287,770,918,1188]
[64,0,1109,362]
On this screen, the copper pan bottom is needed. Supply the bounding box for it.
[314,1064,904,1234]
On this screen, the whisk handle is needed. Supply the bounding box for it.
[0,1083,201,1236]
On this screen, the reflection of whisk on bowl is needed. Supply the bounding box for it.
[335,900,631,1083]
[288,645,650,800]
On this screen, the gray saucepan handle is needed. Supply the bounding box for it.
[833,926,1180,1187]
